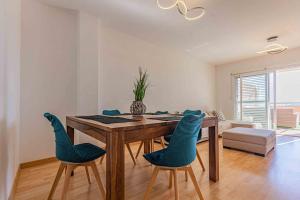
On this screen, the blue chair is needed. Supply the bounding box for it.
[183,109,202,116]
[135,111,169,159]
[100,109,137,165]
[44,113,106,200]
[102,109,121,116]
[143,114,205,200]
[163,109,206,171]
[154,111,169,115]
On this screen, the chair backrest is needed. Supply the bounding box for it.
[183,109,202,116]
[163,113,205,167]
[183,109,203,140]
[154,111,169,115]
[44,113,80,162]
[102,109,121,116]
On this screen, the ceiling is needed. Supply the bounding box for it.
[41,0,300,65]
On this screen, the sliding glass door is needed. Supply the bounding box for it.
[234,72,276,129]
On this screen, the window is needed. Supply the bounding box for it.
[234,73,269,128]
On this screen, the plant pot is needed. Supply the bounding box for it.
[130,101,146,115]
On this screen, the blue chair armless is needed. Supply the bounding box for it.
[164,109,203,143]
[102,109,121,116]
[183,109,202,116]
[154,111,169,115]
[143,114,206,200]
[44,113,106,199]
[44,113,105,163]
[144,113,205,167]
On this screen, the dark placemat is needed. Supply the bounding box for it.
[148,116,183,121]
[77,115,139,124]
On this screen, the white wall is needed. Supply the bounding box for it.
[0,1,7,198]
[0,0,21,198]
[77,12,99,115]
[216,47,300,119]
[98,25,216,113]
[20,0,77,163]
[77,12,99,144]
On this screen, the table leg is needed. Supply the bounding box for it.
[106,131,125,200]
[144,139,151,154]
[66,126,75,176]
[208,125,219,182]
[67,126,74,144]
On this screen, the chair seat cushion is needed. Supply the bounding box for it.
[143,149,168,166]
[73,143,106,163]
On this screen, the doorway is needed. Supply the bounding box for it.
[275,68,300,136]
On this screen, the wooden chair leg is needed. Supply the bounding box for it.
[160,137,165,148]
[61,165,74,200]
[152,139,155,152]
[169,170,173,189]
[187,166,204,200]
[126,143,136,165]
[90,161,106,199]
[196,149,205,171]
[184,169,188,182]
[144,167,160,200]
[173,169,179,200]
[100,155,105,164]
[135,141,144,158]
[47,163,65,200]
[85,166,91,184]
[100,146,106,164]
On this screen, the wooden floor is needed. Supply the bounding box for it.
[15,135,300,200]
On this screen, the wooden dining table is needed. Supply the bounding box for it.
[66,114,219,200]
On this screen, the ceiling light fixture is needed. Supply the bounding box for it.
[157,0,206,21]
[157,0,179,10]
[257,36,288,55]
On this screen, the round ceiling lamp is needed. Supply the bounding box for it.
[177,0,187,15]
[157,0,205,21]
[157,0,179,10]
[257,36,288,55]
[184,6,205,21]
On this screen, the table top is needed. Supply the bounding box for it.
[67,114,218,132]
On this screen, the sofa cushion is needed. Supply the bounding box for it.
[230,121,255,128]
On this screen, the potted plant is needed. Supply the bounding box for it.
[130,67,149,115]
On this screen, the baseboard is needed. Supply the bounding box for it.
[20,157,57,169]
[8,165,21,200]
[8,157,57,199]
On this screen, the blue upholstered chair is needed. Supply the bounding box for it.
[154,111,169,115]
[163,109,206,171]
[183,109,202,116]
[100,109,137,165]
[44,113,106,200]
[102,109,121,116]
[143,114,205,200]
[135,111,169,159]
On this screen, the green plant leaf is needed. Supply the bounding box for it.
[133,67,150,101]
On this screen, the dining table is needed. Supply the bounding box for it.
[66,114,219,200]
